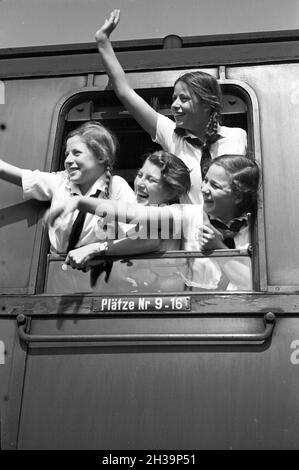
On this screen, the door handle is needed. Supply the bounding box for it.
[17,312,276,346]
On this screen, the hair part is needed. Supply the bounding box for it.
[144,150,191,202]
[211,154,260,215]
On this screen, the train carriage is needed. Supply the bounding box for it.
[1,29,299,449]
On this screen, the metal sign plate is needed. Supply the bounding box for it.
[93,296,191,313]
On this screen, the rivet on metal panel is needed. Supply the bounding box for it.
[265,312,276,323]
[163,35,183,49]
[16,314,27,326]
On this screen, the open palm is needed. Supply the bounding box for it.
[95,9,120,43]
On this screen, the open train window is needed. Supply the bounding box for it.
[41,80,262,295]
[55,85,249,185]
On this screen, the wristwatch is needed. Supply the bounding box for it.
[95,241,109,255]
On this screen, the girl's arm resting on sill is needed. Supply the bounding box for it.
[200,224,252,290]
[65,238,162,270]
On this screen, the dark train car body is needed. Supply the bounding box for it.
[1,30,299,449]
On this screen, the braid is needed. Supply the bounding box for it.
[203,111,219,150]
[104,163,112,200]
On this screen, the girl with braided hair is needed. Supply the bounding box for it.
[0,120,136,258]
[95,10,247,206]
[45,149,194,292]
[46,150,194,271]
[65,121,117,202]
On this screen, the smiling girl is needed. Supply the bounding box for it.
[0,121,135,255]
[189,154,260,290]
[95,9,247,205]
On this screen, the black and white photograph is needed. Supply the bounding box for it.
[0,0,299,454]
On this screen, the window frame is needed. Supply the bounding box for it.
[34,70,266,294]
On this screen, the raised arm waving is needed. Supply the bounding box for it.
[95,10,158,139]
